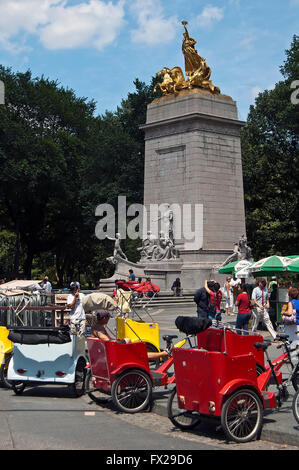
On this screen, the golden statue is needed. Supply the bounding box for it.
[154,21,220,96]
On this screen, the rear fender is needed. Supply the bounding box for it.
[111,364,153,384]
[219,378,261,404]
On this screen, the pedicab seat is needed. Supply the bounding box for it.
[86,338,151,391]
[196,328,264,366]
[8,326,71,345]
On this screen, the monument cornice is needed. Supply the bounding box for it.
[140,112,245,132]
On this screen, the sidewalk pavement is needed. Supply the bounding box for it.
[150,310,299,448]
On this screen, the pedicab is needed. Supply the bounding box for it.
[86,316,211,413]
[113,279,161,355]
[4,305,88,396]
[167,319,275,443]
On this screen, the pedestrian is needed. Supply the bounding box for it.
[204,280,222,320]
[268,276,277,292]
[194,281,215,319]
[235,284,251,335]
[282,287,299,364]
[251,279,276,339]
[67,281,86,337]
[171,278,182,296]
[128,269,136,281]
[230,275,241,313]
[42,276,52,292]
[223,276,234,316]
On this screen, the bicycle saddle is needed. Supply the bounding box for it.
[254,340,271,350]
[162,335,178,342]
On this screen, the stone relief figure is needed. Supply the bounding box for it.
[138,231,179,261]
[137,231,157,259]
[157,204,174,242]
[107,233,127,263]
[220,235,252,267]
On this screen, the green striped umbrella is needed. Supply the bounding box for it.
[219,259,254,275]
[285,256,299,273]
[249,255,292,277]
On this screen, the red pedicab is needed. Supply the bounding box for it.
[86,317,211,413]
[168,320,271,443]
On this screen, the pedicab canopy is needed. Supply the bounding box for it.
[82,292,118,313]
[115,280,160,294]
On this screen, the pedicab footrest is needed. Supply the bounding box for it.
[8,326,71,345]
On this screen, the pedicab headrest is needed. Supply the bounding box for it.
[175,316,212,335]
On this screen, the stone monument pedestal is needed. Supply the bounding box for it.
[138,88,246,291]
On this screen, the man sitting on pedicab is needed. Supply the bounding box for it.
[90,310,169,361]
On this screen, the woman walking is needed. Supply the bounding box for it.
[235,284,252,335]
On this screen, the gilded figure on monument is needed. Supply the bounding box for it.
[154,21,220,96]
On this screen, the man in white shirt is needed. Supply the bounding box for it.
[42,276,52,292]
[67,282,86,337]
[251,279,276,339]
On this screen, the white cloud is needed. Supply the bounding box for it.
[130,0,178,45]
[239,36,256,50]
[196,6,224,29]
[250,85,262,100]
[0,0,125,51]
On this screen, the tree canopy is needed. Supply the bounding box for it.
[241,35,299,259]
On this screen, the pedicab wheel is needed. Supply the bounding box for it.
[111,368,152,413]
[167,387,201,430]
[12,382,26,395]
[85,370,110,404]
[291,363,299,392]
[68,358,86,397]
[221,388,263,443]
[0,355,13,388]
[292,389,299,424]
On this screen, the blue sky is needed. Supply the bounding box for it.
[0,0,298,120]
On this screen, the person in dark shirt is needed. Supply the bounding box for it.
[194,281,215,319]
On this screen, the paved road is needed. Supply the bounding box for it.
[0,385,297,451]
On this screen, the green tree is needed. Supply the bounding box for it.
[241,35,299,259]
[0,67,96,278]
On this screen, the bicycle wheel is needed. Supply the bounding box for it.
[0,354,13,388]
[68,358,87,397]
[111,368,152,413]
[292,390,299,424]
[167,386,201,430]
[221,389,263,443]
[291,362,299,392]
[85,370,110,404]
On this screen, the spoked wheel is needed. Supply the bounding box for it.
[1,355,25,393]
[0,354,13,388]
[291,363,299,392]
[167,386,201,430]
[221,389,263,443]
[111,368,152,413]
[292,389,299,424]
[68,359,86,397]
[85,370,110,404]
[12,381,26,395]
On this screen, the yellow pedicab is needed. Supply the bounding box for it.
[113,280,161,355]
